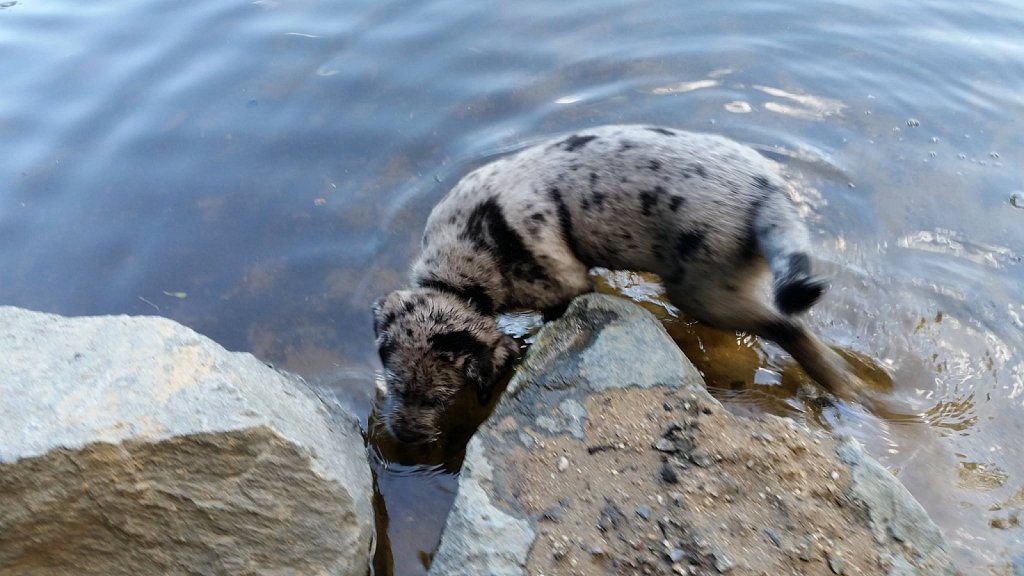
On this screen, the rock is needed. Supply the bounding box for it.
[428,294,957,576]
[0,307,374,576]
[836,439,953,571]
[635,504,652,520]
[556,456,569,472]
[424,439,534,576]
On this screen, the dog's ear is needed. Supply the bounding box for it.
[464,353,495,405]
[495,333,521,373]
[371,297,387,337]
[371,297,397,365]
[467,334,521,405]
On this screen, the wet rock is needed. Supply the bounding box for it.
[0,307,374,576]
[689,447,714,467]
[427,439,534,576]
[661,460,680,484]
[828,553,846,574]
[654,437,677,452]
[635,504,652,520]
[428,294,957,576]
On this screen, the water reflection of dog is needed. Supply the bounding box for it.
[373,125,865,443]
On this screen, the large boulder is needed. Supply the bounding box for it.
[429,294,956,576]
[0,307,374,576]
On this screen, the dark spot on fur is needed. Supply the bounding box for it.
[404,301,415,313]
[772,251,822,314]
[619,140,635,152]
[461,198,549,284]
[620,231,632,241]
[592,191,606,210]
[570,163,581,171]
[753,175,778,193]
[648,159,662,171]
[740,229,758,261]
[549,187,581,258]
[694,163,707,178]
[428,329,490,359]
[676,230,706,260]
[669,196,684,212]
[581,196,591,211]
[428,330,498,401]
[740,198,766,260]
[646,127,676,137]
[787,253,811,278]
[776,274,826,316]
[559,134,598,152]
[639,186,667,216]
[589,172,600,187]
[417,277,495,315]
[639,191,659,216]
[531,213,546,223]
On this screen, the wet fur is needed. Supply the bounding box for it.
[373,125,856,443]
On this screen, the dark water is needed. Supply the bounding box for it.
[3,0,1023,573]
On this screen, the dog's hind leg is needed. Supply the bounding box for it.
[665,277,857,398]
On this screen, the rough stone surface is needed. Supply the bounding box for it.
[0,306,374,576]
[423,440,534,576]
[429,294,957,576]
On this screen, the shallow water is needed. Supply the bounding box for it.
[2,0,1023,573]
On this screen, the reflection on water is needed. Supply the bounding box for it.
[2,0,1024,573]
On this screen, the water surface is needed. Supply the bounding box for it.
[2,0,1023,573]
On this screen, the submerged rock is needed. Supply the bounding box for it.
[0,307,374,576]
[429,294,956,575]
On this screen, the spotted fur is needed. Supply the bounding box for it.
[373,125,855,443]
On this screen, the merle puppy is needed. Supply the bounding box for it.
[373,125,857,443]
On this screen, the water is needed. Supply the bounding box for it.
[2,0,1023,572]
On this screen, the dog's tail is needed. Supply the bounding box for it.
[754,192,828,315]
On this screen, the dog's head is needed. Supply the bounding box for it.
[372,288,520,443]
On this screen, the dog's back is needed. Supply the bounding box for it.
[416,125,820,316]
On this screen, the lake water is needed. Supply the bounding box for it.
[2,0,1023,573]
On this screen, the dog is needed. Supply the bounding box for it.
[373,125,858,443]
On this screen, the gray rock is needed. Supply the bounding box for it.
[837,439,956,575]
[427,439,534,576]
[502,294,705,398]
[428,294,956,576]
[0,307,374,576]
